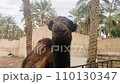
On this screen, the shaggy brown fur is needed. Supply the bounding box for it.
[21,16,77,68]
[21,38,54,68]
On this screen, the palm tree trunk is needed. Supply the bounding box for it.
[12,30,15,39]
[0,30,1,38]
[22,0,33,56]
[108,15,112,38]
[88,16,90,36]
[87,0,99,68]
[109,29,111,38]
[38,15,41,27]
[5,26,9,39]
[118,21,120,28]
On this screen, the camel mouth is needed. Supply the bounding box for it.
[52,31,71,41]
[52,24,68,33]
[53,27,68,35]
[55,30,67,33]
[53,30,70,37]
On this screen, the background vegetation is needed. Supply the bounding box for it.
[69,0,120,38]
[0,14,24,40]
[0,0,120,40]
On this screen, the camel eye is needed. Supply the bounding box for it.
[62,21,66,24]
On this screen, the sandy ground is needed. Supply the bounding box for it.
[0,57,24,68]
[0,56,87,68]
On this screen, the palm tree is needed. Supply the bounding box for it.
[101,0,120,38]
[76,0,91,35]
[102,0,120,16]
[34,0,57,26]
[111,27,120,38]
[70,0,120,38]
[9,25,25,40]
[33,0,57,27]
[22,0,33,56]
[87,0,99,68]
[69,8,85,34]
[0,14,24,40]
[0,14,3,23]
[115,12,120,28]
[69,7,81,23]
[20,0,57,28]
[0,14,3,38]
[1,16,16,39]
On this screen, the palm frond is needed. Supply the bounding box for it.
[102,0,110,5]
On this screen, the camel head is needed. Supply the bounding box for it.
[48,16,77,44]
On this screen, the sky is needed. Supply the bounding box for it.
[0,0,79,29]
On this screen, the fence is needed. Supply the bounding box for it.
[71,60,120,68]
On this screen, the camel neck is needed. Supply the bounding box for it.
[52,37,71,68]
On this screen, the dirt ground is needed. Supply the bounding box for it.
[0,56,86,68]
[0,56,24,68]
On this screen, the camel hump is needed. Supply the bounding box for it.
[38,38,53,48]
[33,38,53,55]
[21,38,54,68]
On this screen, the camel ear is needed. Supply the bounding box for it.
[48,20,54,31]
[69,21,77,32]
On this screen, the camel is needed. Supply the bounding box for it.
[21,16,77,68]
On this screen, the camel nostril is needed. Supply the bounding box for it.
[54,24,67,33]
[61,30,67,32]
[58,28,67,32]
